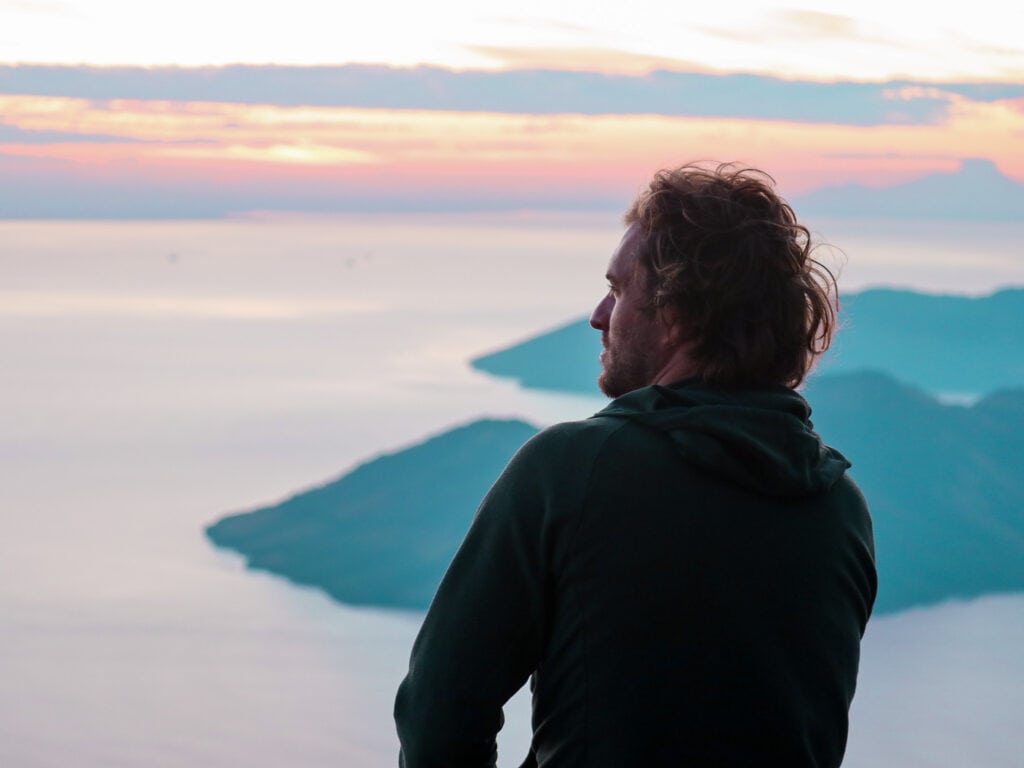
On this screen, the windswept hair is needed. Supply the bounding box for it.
[626,162,838,389]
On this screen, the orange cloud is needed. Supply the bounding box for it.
[2,91,1021,215]
[776,10,861,40]
[466,45,715,76]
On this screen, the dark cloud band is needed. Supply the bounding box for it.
[3,64,1022,126]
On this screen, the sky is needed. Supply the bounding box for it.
[1,0,1023,217]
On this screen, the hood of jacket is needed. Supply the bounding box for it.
[594,379,850,497]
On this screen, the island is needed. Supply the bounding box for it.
[207,371,1024,615]
[470,287,1024,396]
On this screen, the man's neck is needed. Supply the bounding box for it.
[651,348,699,387]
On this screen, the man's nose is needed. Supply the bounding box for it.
[590,294,611,330]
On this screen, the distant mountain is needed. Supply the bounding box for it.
[824,289,1024,393]
[206,372,1024,615]
[471,288,1024,397]
[792,159,1024,220]
[472,320,601,395]
[802,373,1024,613]
[206,419,538,609]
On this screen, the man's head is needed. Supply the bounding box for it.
[590,162,838,396]
[589,224,695,398]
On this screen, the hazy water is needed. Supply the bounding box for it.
[2,212,1022,767]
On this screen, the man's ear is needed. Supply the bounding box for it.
[657,305,687,346]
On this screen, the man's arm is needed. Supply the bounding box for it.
[394,433,556,768]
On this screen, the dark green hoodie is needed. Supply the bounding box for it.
[396,380,877,768]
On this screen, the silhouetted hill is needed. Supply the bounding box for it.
[206,419,539,609]
[207,373,1024,614]
[802,373,1024,613]
[471,288,1024,396]
[824,289,1024,393]
[472,320,601,394]
[792,159,1024,220]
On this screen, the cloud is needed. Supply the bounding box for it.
[481,15,596,36]
[703,10,862,44]
[4,64,1022,128]
[689,8,1022,84]
[467,45,712,75]
[1,64,1019,219]
[775,10,861,40]
[0,124,146,144]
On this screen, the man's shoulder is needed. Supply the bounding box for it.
[504,414,630,476]
[526,414,629,452]
[543,412,630,438]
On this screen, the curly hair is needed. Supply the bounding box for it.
[625,162,838,389]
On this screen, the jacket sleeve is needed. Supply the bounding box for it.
[394,430,562,768]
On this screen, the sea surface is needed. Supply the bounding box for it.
[2,212,1023,767]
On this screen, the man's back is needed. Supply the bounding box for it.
[397,163,876,766]
[395,380,876,767]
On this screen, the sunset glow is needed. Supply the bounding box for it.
[2,85,1022,217]
[2,2,1022,217]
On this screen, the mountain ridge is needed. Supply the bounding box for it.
[471,287,1024,396]
[792,159,1024,220]
[206,371,1024,616]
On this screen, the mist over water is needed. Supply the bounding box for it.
[2,213,1022,766]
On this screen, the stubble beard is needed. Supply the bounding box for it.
[597,328,659,399]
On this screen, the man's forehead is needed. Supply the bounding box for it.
[607,225,642,281]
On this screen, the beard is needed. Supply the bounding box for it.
[597,325,661,398]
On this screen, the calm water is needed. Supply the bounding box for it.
[2,213,1022,767]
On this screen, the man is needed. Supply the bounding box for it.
[395,163,877,768]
